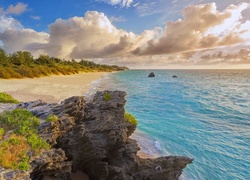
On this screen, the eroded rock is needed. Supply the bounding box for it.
[0,91,192,180]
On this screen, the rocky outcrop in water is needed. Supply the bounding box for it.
[0,91,192,179]
[148,72,155,77]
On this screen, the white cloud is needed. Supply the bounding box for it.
[132,3,249,56]
[96,0,134,7]
[198,46,250,65]
[0,2,249,68]
[6,2,28,15]
[122,0,133,7]
[136,1,160,16]
[0,13,23,32]
[44,11,157,59]
[0,28,49,54]
[133,2,140,7]
[0,11,157,59]
[110,16,126,22]
[31,16,41,20]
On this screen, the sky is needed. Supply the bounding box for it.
[0,0,250,69]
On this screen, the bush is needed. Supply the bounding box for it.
[0,66,11,79]
[0,134,30,170]
[0,128,4,140]
[27,134,50,153]
[0,92,19,103]
[0,109,50,170]
[5,67,22,78]
[103,92,112,101]
[124,112,138,125]
[0,109,40,135]
[46,114,59,122]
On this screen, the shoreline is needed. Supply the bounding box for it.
[131,130,163,159]
[0,71,156,160]
[0,72,107,103]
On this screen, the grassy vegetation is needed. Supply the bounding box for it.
[124,112,138,125]
[0,109,50,170]
[0,128,4,140]
[0,92,19,103]
[46,114,59,123]
[103,92,112,101]
[0,49,128,79]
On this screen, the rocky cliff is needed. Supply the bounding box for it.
[0,91,192,180]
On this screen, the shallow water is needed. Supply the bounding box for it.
[87,70,250,180]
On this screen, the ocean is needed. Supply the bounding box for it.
[86,70,250,180]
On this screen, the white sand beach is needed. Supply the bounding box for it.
[0,72,107,103]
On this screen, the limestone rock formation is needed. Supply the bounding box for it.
[30,149,72,180]
[0,91,192,180]
[0,168,30,180]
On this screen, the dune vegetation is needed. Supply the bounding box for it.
[0,49,128,79]
[0,92,19,103]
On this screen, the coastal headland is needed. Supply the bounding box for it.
[0,90,192,179]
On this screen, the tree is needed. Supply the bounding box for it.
[0,48,9,66]
[35,54,51,65]
[9,51,26,65]
[22,51,34,65]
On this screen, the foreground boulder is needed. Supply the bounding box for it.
[0,91,192,179]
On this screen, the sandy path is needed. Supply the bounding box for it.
[0,72,106,103]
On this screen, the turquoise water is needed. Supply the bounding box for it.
[90,70,250,180]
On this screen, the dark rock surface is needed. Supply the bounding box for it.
[148,72,155,77]
[0,91,192,180]
[30,149,72,180]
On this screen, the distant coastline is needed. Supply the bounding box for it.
[0,49,128,79]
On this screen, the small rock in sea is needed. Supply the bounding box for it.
[148,72,155,77]
[173,75,177,78]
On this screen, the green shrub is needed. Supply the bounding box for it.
[124,112,138,125]
[0,109,40,135]
[27,134,50,153]
[0,128,4,140]
[0,92,19,103]
[0,109,50,170]
[103,92,112,101]
[0,66,11,79]
[5,67,22,78]
[46,114,59,122]
[0,128,4,136]
[18,159,30,170]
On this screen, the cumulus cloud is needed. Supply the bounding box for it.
[6,2,28,15]
[44,11,157,59]
[0,28,49,54]
[0,13,23,32]
[132,3,249,56]
[0,2,250,68]
[96,0,133,7]
[0,11,157,59]
[200,48,250,64]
